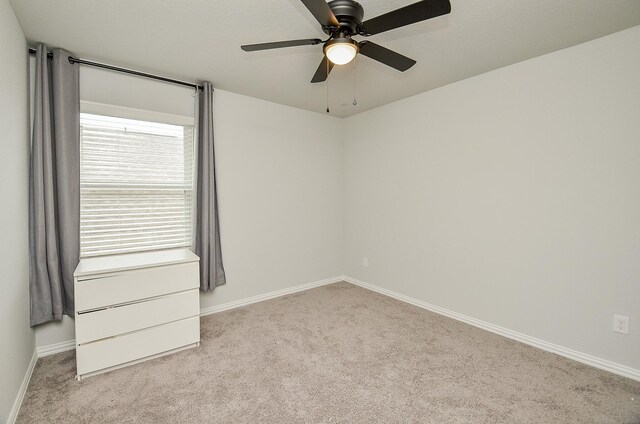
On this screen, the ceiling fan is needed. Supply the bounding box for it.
[241,0,451,83]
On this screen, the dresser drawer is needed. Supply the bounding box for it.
[76,262,199,311]
[76,316,200,376]
[76,289,199,344]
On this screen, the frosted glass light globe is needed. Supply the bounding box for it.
[325,43,357,65]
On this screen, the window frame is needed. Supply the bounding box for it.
[79,101,197,258]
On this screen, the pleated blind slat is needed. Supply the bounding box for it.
[80,112,195,257]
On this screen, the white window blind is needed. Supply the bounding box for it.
[80,112,195,257]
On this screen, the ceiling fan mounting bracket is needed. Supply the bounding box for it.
[322,0,364,36]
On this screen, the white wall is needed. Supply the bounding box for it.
[343,26,640,370]
[34,68,344,347]
[0,0,34,421]
[202,89,343,309]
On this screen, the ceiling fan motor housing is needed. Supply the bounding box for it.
[324,0,364,35]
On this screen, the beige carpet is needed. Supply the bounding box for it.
[17,282,640,423]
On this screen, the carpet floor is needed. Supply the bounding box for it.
[17,282,640,423]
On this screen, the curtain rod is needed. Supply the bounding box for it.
[28,47,203,90]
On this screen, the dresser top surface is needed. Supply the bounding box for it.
[74,248,199,277]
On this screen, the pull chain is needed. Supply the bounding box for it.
[326,58,330,114]
[353,56,358,106]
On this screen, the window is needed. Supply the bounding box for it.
[80,103,195,257]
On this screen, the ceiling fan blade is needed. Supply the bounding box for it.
[358,41,416,71]
[300,0,339,27]
[361,0,451,35]
[311,56,334,83]
[241,38,323,52]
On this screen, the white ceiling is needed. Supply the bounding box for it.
[10,0,640,118]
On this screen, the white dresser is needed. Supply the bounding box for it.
[73,248,201,380]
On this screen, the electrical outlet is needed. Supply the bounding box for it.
[613,315,629,334]
[362,257,368,267]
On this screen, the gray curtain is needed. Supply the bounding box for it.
[29,44,80,326]
[195,82,226,291]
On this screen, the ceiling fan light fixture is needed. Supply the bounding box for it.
[324,38,359,65]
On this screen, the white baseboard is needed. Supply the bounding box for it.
[34,274,636,382]
[36,339,76,357]
[200,276,343,316]
[6,349,38,424]
[342,275,640,382]
[34,276,345,357]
